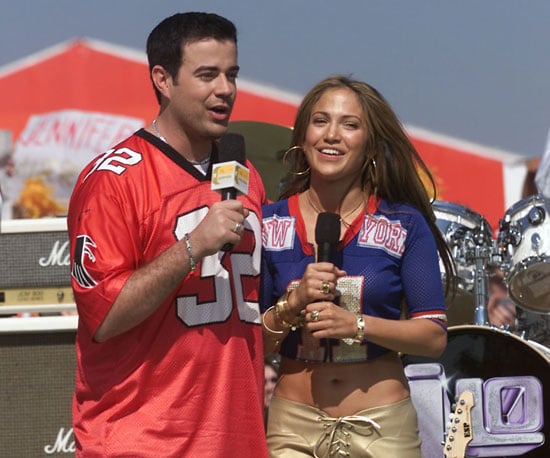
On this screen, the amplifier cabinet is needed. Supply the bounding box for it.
[0,325,77,456]
[1,218,77,455]
[0,218,74,313]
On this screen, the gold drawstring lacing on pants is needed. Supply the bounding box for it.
[313,415,381,457]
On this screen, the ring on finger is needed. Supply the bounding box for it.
[320,281,331,295]
[311,310,320,322]
[232,222,242,235]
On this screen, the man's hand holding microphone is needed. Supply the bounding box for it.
[184,133,250,270]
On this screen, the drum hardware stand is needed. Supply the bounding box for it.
[464,220,495,326]
[472,247,490,326]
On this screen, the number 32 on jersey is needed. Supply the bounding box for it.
[174,207,262,327]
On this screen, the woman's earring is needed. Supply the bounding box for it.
[282,146,311,176]
[369,157,378,196]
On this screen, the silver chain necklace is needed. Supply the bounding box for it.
[152,118,167,143]
[152,118,210,166]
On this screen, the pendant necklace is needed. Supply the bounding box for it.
[306,191,364,228]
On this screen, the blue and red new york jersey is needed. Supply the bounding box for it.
[261,193,447,362]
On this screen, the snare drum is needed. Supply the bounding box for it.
[404,325,549,458]
[498,194,550,314]
[432,201,494,325]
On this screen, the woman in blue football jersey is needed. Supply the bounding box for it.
[260,75,456,457]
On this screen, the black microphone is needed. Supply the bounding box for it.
[212,133,248,200]
[315,212,341,263]
[211,133,250,251]
[314,212,341,359]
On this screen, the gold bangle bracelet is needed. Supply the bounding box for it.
[343,313,366,346]
[355,314,366,342]
[275,293,304,330]
[261,306,285,335]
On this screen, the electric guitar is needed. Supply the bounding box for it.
[444,390,474,458]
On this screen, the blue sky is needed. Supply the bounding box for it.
[1,0,549,158]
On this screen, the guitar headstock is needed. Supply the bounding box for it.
[444,390,475,458]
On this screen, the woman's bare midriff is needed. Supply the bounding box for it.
[274,352,410,417]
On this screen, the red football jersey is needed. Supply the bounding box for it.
[68,130,268,457]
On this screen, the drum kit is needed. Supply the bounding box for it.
[434,195,550,347]
[404,194,550,458]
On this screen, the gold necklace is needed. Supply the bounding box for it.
[306,191,364,227]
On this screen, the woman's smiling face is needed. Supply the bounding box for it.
[303,87,368,184]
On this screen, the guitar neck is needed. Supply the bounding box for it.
[444,390,474,458]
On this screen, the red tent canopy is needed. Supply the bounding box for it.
[0,39,298,140]
[0,38,528,231]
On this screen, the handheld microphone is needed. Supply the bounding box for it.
[315,212,341,263]
[314,212,341,356]
[211,133,250,251]
[211,133,249,200]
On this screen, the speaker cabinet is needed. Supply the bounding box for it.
[1,218,77,455]
[0,218,74,314]
[0,328,76,456]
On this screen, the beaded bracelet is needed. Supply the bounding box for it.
[183,233,197,271]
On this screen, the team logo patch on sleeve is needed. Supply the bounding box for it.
[358,214,406,257]
[71,235,98,288]
[262,215,295,250]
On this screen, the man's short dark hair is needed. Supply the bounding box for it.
[146,12,237,103]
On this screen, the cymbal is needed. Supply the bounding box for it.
[227,121,292,202]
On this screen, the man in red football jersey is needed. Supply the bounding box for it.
[68,12,268,457]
